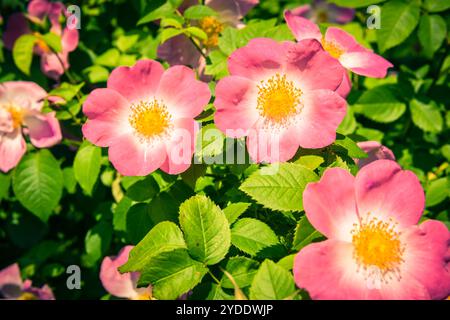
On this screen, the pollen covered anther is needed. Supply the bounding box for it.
[129,99,172,142]
[256,73,303,126]
[321,38,344,59]
[198,16,223,48]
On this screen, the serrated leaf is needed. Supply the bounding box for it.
[223,202,250,224]
[249,260,296,300]
[377,0,420,52]
[12,34,37,75]
[12,150,63,222]
[240,163,318,212]
[220,256,259,289]
[231,218,279,256]
[73,142,101,195]
[179,195,231,265]
[292,216,323,251]
[119,221,186,272]
[138,249,208,300]
[410,99,443,133]
[294,155,324,170]
[418,14,447,58]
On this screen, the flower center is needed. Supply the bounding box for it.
[321,38,344,59]
[128,99,171,142]
[18,292,38,300]
[134,292,152,300]
[6,105,24,129]
[352,216,404,276]
[198,16,223,48]
[257,74,302,126]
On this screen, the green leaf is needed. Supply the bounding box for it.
[353,85,406,123]
[138,2,174,25]
[119,221,186,273]
[294,155,324,170]
[12,150,63,222]
[292,216,323,251]
[48,82,84,102]
[195,123,225,161]
[377,0,420,52]
[138,249,208,300]
[179,195,231,265]
[184,5,218,20]
[84,65,109,83]
[328,0,386,8]
[249,260,296,300]
[160,17,183,29]
[84,220,112,266]
[116,34,140,52]
[206,284,234,300]
[423,0,450,12]
[126,203,155,245]
[337,108,357,135]
[220,256,259,289]
[73,142,102,195]
[410,99,443,133]
[426,178,448,207]
[62,167,76,194]
[231,218,279,256]
[0,172,11,202]
[240,163,318,212]
[223,202,250,224]
[160,28,184,44]
[12,34,37,75]
[184,26,208,41]
[125,176,159,202]
[42,33,62,53]
[333,134,368,159]
[418,14,447,58]
[95,48,120,67]
[277,254,295,271]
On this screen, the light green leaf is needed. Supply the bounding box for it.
[179,195,231,265]
[84,220,112,266]
[125,176,159,202]
[333,134,368,159]
[62,167,76,194]
[294,155,324,170]
[138,249,208,300]
[292,216,323,251]
[353,85,406,123]
[160,28,184,43]
[95,48,120,67]
[423,0,450,12]
[138,2,174,25]
[184,5,218,20]
[426,178,448,207]
[73,142,101,195]
[249,260,296,300]
[119,221,186,272]
[223,202,250,224]
[240,163,318,212]
[116,34,140,52]
[410,99,443,133]
[184,27,208,41]
[12,34,37,75]
[277,254,295,271]
[377,0,420,52]
[12,150,63,222]
[221,256,259,289]
[49,82,84,102]
[329,0,386,8]
[195,123,225,160]
[418,14,447,58]
[42,33,62,53]
[231,218,279,256]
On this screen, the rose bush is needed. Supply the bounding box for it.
[0,0,449,300]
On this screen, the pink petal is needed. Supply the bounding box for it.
[82,88,131,147]
[100,246,140,299]
[156,65,211,119]
[339,51,394,78]
[355,141,395,169]
[336,72,351,98]
[394,220,450,300]
[0,263,23,289]
[157,35,202,68]
[23,111,62,148]
[3,13,30,50]
[0,129,26,173]
[303,167,359,241]
[206,0,259,25]
[246,123,300,163]
[0,81,47,111]
[228,38,288,81]
[108,134,166,176]
[355,160,425,228]
[293,89,347,149]
[289,5,312,18]
[213,75,259,137]
[107,59,165,103]
[160,118,199,174]
[286,39,346,92]
[284,11,322,42]
[27,0,51,22]
[324,27,362,53]
[0,108,14,133]
[294,240,381,299]
[40,51,67,80]
[61,28,79,52]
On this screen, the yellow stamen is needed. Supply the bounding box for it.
[18,292,38,300]
[352,216,404,278]
[134,292,153,300]
[321,37,344,59]
[128,99,171,142]
[5,105,24,129]
[198,16,223,48]
[256,74,302,126]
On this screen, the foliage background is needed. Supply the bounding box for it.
[0,0,449,299]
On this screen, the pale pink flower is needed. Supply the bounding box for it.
[0,81,62,172]
[214,38,347,163]
[100,246,153,300]
[82,59,211,176]
[3,0,79,80]
[355,141,395,168]
[294,160,450,300]
[290,0,355,25]
[0,263,55,300]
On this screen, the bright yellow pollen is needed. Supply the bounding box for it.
[257,74,302,125]
[6,105,24,129]
[198,16,223,48]
[129,99,171,142]
[321,38,344,59]
[18,292,38,300]
[352,216,404,275]
[134,292,153,300]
